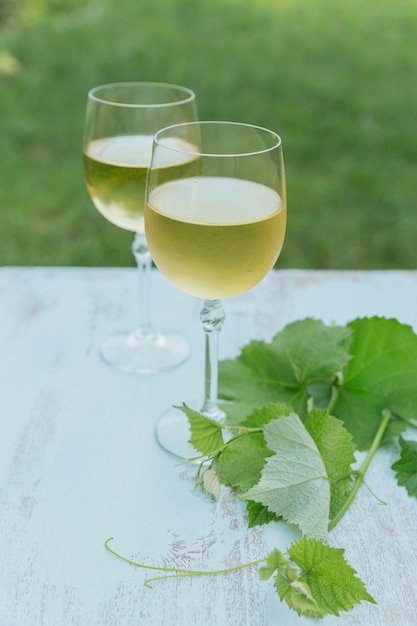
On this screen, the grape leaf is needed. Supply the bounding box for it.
[334,317,417,450]
[201,466,221,500]
[277,536,376,617]
[243,402,294,429]
[245,500,279,528]
[218,403,293,492]
[241,414,330,540]
[219,319,352,423]
[259,548,292,581]
[179,404,224,457]
[261,548,320,618]
[305,409,356,519]
[391,437,417,497]
[276,576,323,618]
[218,433,272,492]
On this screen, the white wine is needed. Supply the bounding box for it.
[84,135,152,233]
[84,135,200,233]
[145,176,286,299]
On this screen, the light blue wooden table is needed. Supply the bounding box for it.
[0,267,416,626]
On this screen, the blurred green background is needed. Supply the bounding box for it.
[1,0,416,269]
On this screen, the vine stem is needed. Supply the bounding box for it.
[105,537,265,586]
[327,378,341,414]
[328,408,392,531]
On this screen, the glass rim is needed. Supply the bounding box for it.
[153,120,282,157]
[87,81,196,108]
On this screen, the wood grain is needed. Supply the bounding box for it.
[1,267,417,625]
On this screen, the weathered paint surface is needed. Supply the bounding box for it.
[1,267,417,626]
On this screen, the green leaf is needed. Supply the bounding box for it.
[280,536,376,617]
[287,581,323,617]
[241,414,330,540]
[218,433,272,492]
[335,317,417,450]
[243,402,294,428]
[220,400,258,425]
[179,404,224,457]
[218,403,293,493]
[305,409,356,519]
[202,466,221,500]
[392,437,417,497]
[259,548,292,581]
[246,500,279,528]
[276,576,323,618]
[219,319,352,422]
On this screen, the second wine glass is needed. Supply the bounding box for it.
[145,121,287,459]
[83,81,198,374]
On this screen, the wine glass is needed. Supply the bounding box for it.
[83,82,198,374]
[145,121,286,458]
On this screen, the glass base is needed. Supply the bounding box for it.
[99,329,191,375]
[155,405,200,460]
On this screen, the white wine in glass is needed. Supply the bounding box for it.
[83,82,198,374]
[145,121,286,458]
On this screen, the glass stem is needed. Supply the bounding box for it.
[131,232,153,339]
[200,299,226,421]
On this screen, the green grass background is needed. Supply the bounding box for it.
[1,0,416,269]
